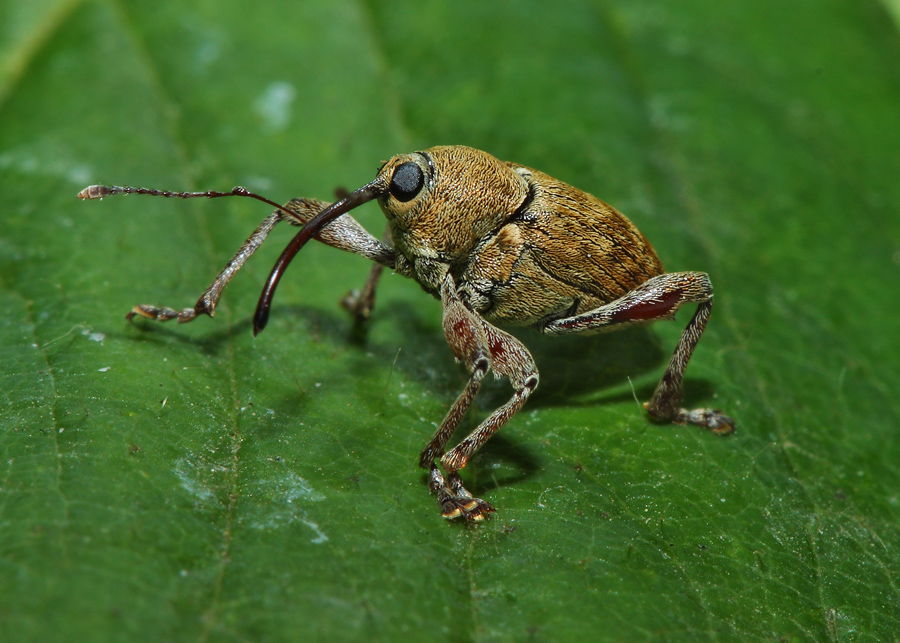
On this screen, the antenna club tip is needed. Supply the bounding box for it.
[78,185,112,200]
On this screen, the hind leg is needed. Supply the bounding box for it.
[543,271,734,434]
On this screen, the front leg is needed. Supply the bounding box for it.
[128,210,284,323]
[543,271,734,434]
[129,198,394,324]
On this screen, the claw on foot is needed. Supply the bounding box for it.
[440,496,496,522]
[126,303,206,323]
[678,407,736,435]
[429,466,495,522]
[646,402,735,435]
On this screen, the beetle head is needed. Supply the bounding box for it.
[375,146,529,262]
[254,146,529,334]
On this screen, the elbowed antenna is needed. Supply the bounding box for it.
[253,179,386,335]
[77,184,297,218]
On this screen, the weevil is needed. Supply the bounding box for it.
[79,145,734,521]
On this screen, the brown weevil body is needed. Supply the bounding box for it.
[79,145,734,522]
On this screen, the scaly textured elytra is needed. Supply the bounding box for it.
[79,145,734,522]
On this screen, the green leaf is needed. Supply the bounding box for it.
[2,1,899,641]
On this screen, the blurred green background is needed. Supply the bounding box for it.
[1,1,899,641]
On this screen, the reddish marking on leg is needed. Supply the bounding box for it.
[611,288,684,323]
[448,318,479,361]
[452,319,469,335]
[489,334,505,358]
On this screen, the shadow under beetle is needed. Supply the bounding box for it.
[79,145,734,522]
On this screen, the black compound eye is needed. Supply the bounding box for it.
[389,162,424,202]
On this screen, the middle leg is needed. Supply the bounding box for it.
[420,274,539,521]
